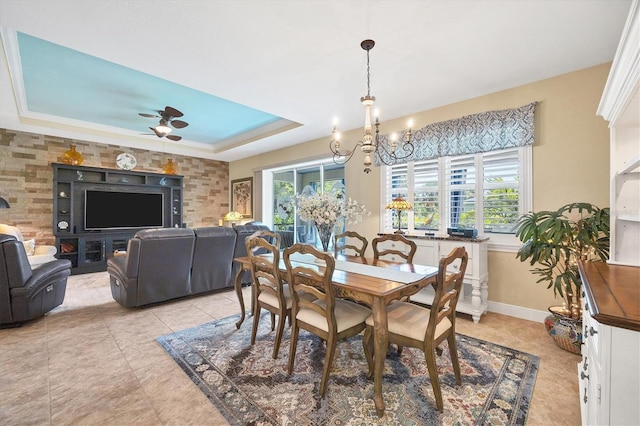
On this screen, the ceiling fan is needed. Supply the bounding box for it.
[139,106,188,141]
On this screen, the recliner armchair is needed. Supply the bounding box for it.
[0,234,71,326]
[107,228,195,307]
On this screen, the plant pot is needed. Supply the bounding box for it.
[544,306,582,354]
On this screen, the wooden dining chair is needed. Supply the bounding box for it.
[245,230,288,359]
[362,246,468,412]
[372,234,417,263]
[333,230,368,257]
[283,243,372,397]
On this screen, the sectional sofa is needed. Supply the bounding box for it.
[107,223,269,308]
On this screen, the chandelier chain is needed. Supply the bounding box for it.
[366,49,371,97]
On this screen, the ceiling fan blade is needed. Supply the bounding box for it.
[170,120,189,129]
[166,134,182,141]
[164,106,183,118]
[139,113,159,118]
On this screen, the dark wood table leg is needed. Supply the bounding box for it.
[234,268,246,329]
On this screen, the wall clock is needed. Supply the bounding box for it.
[116,153,137,170]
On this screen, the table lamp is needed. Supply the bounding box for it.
[385,196,412,234]
[224,211,244,226]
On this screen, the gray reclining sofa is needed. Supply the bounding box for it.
[107,224,270,308]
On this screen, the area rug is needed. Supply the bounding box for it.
[157,313,539,425]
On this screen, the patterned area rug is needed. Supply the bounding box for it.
[157,313,539,425]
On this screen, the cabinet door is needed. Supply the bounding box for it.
[413,240,438,266]
[439,241,475,276]
[80,238,105,264]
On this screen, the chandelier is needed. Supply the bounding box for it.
[329,39,415,174]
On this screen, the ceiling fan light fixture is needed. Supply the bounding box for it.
[140,106,187,140]
[154,124,172,136]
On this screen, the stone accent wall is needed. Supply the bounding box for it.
[0,128,229,245]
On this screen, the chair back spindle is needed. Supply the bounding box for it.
[284,242,371,397]
[333,231,368,258]
[372,234,417,263]
[245,230,289,359]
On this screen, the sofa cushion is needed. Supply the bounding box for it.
[191,227,237,293]
[22,239,36,256]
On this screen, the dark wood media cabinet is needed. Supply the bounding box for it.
[52,163,184,274]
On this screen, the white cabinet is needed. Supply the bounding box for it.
[408,237,489,323]
[597,0,640,266]
[581,4,640,424]
[578,295,640,426]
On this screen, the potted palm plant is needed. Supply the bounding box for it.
[514,202,610,353]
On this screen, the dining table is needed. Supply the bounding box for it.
[233,251,439,416]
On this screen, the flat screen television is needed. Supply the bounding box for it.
[85,190,164,231]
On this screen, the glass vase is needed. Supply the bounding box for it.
[316,223,333,252]
[61,144,83,165]
[163,158,178,175]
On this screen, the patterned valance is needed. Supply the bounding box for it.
[375,102,536,165]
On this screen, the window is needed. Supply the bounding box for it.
[263,159,345,250]
[382,146,531,250]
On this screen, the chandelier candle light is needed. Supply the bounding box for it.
[386,196,413,234]
[329,39,416,174]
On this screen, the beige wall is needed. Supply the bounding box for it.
[0,129,230,245]
[230,63,612,313]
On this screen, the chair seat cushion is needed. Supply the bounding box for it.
[297,298,371,333]
[365,301,452,342]
[257,282,292,309]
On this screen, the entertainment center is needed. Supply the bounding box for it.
[52,163,183,274]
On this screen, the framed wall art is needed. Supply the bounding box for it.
[231,177,253,218]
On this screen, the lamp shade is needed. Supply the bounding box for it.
[0,197,9,208]
[224,211,244,221]
[385,196,412,211]
[155,124,172,135]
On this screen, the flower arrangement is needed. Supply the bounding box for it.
[292,192,369,251]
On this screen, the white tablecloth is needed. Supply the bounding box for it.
[288,253,427,284]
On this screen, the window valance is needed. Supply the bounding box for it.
[376,102,536,165]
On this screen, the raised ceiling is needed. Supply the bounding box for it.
[0,0,633,162]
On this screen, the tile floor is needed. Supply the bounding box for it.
[1,272,581,425]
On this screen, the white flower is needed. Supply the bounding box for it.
[291,192,369,228]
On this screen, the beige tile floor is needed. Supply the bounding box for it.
[1,272,581,425]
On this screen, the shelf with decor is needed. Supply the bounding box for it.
[52,163,184,274]
[598,0,640,267]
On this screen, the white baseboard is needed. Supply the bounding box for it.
[487,301,549,323]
